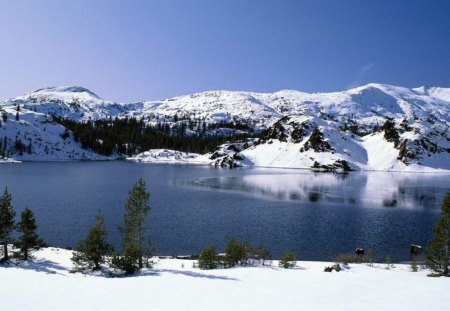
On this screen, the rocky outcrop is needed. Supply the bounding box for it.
[212,153,246,168]
[300,127,334,153]
[1,83,448,171]
[311,160,354,172]
[208,139,256,168]
[262,116,309,143]
[381,119,400,148]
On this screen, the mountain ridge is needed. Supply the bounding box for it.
[0,83,449,172]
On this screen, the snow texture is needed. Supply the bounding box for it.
[0,247,448,311]
[127,149,211,164]
[1,83,449,171]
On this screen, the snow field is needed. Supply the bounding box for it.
[1,247,448,311]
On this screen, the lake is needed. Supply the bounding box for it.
[1,161,449,262]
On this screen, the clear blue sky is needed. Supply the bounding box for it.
[1,0,449,102]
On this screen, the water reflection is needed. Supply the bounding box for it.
[1,162,448,260]
[183,172,450,209]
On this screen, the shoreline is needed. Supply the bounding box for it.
[2,158,450,174]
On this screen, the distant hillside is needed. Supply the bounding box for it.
[0,84,449,171]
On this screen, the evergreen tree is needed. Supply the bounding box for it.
[279,251,296,269]
[111,244,140,274]
[385,255,394,269]
[0,188,15,261]
[72,212,112,271]
[115,178,151,273]
[27,141,32,154]
[366,249,375,266]
[225,237,247,267]
[426,192,450,276]
[54,116,258,156]
[411,258,418,272]
[15,105,20,122]
[17,208,44,260]
[198,244,218,270]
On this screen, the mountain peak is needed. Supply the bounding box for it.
[31,86,101,99]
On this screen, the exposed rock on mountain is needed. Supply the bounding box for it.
[0,83,448,171]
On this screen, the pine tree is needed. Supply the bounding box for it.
[411,258,418,272]
[198,244,218,270]
[111,244,140,274]
[366,249,375,266]
[425,192,450,276]
[115,178,151,273]
[385,255,394,269]
[0,188,15,262]
[17,208,44,260]
[279,251,296,269]
[72,212,112,271]
[15,105,20,122]
[225,237,247,267]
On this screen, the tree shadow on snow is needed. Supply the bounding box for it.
[3,259,67,276]
[162,269,239,281]
[135,268,239,281]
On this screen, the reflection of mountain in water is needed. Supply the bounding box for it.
[184,172,450,209]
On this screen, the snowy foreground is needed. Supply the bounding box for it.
[1,248,448,311]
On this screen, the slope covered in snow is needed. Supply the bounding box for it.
[0,104,113,161]
[1,83,449,170]
[238,113,449,172]
[0,247,448,311]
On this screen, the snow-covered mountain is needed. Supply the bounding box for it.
[1,84,449,171]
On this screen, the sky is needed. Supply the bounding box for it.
[0,0,449,102]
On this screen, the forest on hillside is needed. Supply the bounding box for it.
[54,116,260,156]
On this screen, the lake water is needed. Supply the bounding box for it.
[1,161,449,262]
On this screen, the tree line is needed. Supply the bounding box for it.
[54,116,259,156]
[0,136,30,158]
[196,238,297,270]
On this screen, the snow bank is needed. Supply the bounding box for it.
[241,134,450,172]
[0,158,21,163]
[0,247,448,311]
[126,149,212,165]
